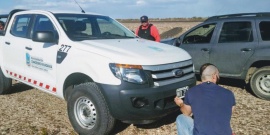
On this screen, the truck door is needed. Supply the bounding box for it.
[25,14,59,93]
[2,14,32,78]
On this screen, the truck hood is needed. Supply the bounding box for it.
[77,38,191,65]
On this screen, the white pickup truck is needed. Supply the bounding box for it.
[0,9,196,134]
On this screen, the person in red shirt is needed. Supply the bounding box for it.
[135,15,160,42]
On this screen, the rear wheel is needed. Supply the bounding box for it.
[0,69,12,94]
[250,66,270,100]
[67,82,115,135]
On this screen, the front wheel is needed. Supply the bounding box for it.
[250,66,270,100]
[67,82,115,135]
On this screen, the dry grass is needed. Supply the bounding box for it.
[0,22,269,135]
[122,21,201,39]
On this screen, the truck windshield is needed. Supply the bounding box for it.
[54,14,136,41]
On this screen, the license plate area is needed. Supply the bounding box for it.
[176,86,189,98]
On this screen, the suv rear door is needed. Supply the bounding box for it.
[210,20,256,77]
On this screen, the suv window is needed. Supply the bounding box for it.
[259,21,270,41]
[183,23,216,44]
[219,22,253,43]
[11,14,31,38]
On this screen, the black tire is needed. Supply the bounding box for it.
[0,69,12,94]
[250,66,270,100]
[67,82,115,135]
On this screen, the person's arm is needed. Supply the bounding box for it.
[150,25,160,42]
[231,92,236,113]
[174,97,192,116]
[232,106,235,113]
[135,27,139,36]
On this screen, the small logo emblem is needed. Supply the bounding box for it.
[26,53,31,66]
[172,69,184,77]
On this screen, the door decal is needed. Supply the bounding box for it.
[25,53,53,71]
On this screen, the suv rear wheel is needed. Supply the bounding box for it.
[250,66,270,100]
[67,82,115,135]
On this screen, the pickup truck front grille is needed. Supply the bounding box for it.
[142,59,194,87]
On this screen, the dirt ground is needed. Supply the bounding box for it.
[0,22,269,135]
[0,79,269,135]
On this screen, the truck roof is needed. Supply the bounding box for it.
[10,9,103,16]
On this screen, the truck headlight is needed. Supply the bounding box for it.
[109,63,147,84]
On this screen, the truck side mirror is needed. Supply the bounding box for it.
[32,31,58,43]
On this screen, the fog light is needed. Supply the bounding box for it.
[131,97,148,108]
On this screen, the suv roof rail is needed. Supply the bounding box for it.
[205,12,270,22]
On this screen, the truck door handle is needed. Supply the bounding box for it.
[241,48,252,52]
[5,42,10,45]
[201,48,210,52]
[25,47,32,50]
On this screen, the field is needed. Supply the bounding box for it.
[0,22,269,135]
[122,21,201,39]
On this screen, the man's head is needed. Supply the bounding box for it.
[200,63,220,83]
[140,15,149,26]
[0,21,4,30]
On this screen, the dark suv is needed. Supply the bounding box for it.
[162,13,270,100]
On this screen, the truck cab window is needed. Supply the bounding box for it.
[97,18,126,37]
[32,15,57,38]
[54,14,135,41]
[10,15,31,38]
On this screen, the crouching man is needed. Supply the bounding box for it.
[174,63,236,135]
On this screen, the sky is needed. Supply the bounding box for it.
[0,0,270,19]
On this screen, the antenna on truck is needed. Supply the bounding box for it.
[73,0,85,13]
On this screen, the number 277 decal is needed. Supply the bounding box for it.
[59,45,71,53]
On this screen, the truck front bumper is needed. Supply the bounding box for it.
[98,76,196,124]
